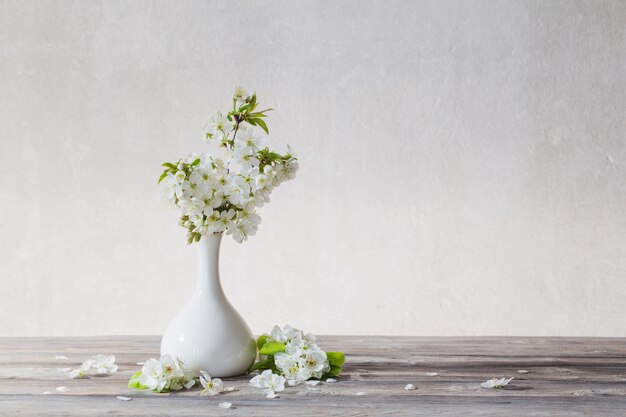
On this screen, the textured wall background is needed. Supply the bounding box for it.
[1,0,625,337]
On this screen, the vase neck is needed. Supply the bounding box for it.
[195,232,224,297]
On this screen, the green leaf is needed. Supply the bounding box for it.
[326,352,345,367]
[250,108,273,117]
[256,335,269,351]
[254,118,269,134]
[322,364,342,378]
[259,341,286,355]
[248,93,257,111]
[157,171,168,184]
[190,158,201,166]
[162,162,177,169]
[128,371,148,389]
[248,357,273,373]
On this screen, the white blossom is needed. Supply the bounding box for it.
[270,324,301,343]
[199,370,224,396]
[249,370,285,398]
[481,377,513,389]
[139,359,168,391]
[68,359,93,379]
[91,354,118,375]
[233,86,250,105]
[206,111,234,142]
[234,125,267,153]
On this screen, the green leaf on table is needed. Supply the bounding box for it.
[326,352,345,366]
[128,371,148,389]
[259,341,286,355]
[248,357,274,373]
[256,335,269,351]
[323,364,342,378]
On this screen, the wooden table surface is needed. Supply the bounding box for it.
[1,336,626,416]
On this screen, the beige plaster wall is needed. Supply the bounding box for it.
[1,0,625,336]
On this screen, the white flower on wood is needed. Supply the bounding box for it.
[68,359,93,379]
[249,369,286,398]
[481,377,513,389]
[199,371,224,396]
[91,354,118,375]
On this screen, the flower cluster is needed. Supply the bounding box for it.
[128,354,234,395]
[248,325,345,394]
[65,354,118,378]
[271,325,331,383]
[159,87,298,244]
[129,354,196,392]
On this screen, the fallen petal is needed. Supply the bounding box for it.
[266,392,277,399]
[116,396,132,401]
[404,384,416,390]
[55,355,68,360]
[306,380,321,386]
[426,372,438,377]
[326,378,337,383]
[42,391,51,395]
[224,386,235,392]
[56,386,68,392]
[218,402,232,409]
[136,362,145,366]
[517,370,529,374]
[355,392,366,396]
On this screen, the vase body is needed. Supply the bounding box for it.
[160,232,256,377]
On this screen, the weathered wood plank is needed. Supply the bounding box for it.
[1,336,625,416]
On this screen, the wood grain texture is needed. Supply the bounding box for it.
[1,336,626,416]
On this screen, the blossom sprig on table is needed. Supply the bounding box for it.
[248,325,345,389]
[128,354,194,393]
[128,354,234,395]
[158,86,299,244]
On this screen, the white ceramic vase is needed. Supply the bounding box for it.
[160,232,256,377]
